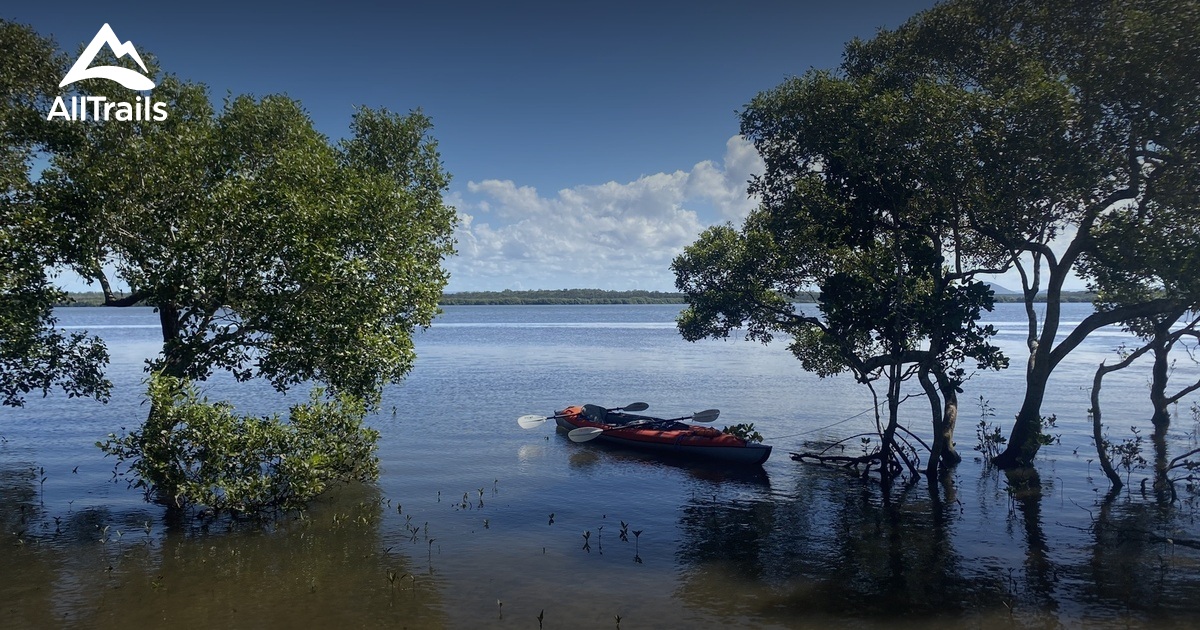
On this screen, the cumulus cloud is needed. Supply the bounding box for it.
[446,135,763,291]
[685,135,763,220]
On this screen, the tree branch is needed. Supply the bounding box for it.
[1169,447,1200,471]
[103,292,145,307]
[1058,186,1138,272]
[1049,298,1185,369]
[89,255,145,307]
[860,349,936,373]
[1165,379,1200,406]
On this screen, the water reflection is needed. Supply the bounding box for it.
[558,431,773,486]
[0,465,445,628]
[517,442,550,463]
[674,466,1200,628]
[1083,494,1200,622]
[1005,467,1060,618]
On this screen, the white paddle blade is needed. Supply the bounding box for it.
[691,409,720,423]
[518,414,549,429]
[567,427,606,443]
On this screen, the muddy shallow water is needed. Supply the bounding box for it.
[2,304,1199,628]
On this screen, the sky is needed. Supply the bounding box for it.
[11,1,954,292]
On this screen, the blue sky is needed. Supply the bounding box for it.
[12,1,943,292]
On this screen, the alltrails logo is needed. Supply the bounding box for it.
[47,23,168,121]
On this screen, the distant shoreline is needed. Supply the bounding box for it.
[56,288,1098,307]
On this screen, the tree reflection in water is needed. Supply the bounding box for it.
[0,463,445,629]
[675,464,1200,628]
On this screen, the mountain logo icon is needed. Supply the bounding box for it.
[59,23,155,91]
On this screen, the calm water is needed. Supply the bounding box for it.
[2,303,1199,628]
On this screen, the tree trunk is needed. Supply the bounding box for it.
[919,367,946,478]
[1149,323,1172,499]
[1090,360,1126,489]
[994,298,1187,470]
[941,394,961,465]
[880,363,901,488]
[994,350,1051,469]
[933,367,962,467]
[157,303,190,380]
[1149,319,1172,433]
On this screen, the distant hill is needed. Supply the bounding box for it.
[983,283,1096,303]
[984,282,1020,295]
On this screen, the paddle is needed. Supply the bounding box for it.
[567,409,720,443]
[517,402,649,429]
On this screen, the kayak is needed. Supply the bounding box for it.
[553,405,772,466]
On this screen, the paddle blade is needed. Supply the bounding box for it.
[621,402,649,412]
[691,409,720,423]
[567,427,606,443]
[518,415,549,429]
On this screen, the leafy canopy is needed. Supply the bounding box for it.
[100,375,379,514]
[38,73,458,403]
[675,61,1008,388]
[0,19,109,407]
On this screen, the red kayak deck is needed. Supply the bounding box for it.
[555,405,772,466]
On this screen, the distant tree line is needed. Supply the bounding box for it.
[57,288,1097,307]
[992,292,1096,304]
[439,289,687,305]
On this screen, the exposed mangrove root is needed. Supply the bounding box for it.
[789,429,922,482]
[789,450,906,481]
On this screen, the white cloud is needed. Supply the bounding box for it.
[685,135,763,220]
[446,135,763,292]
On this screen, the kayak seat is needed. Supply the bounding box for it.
[581,404,609,424]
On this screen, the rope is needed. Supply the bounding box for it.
[763,403,881,442]
[761,390,932,442]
